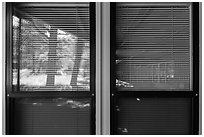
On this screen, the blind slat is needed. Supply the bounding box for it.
[115,3,192,91]
[13,3,91,92]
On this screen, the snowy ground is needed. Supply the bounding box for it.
[20,74,73,86]
[13,69,89,90]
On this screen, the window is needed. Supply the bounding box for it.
[6,2,95,135]
[115,3,192,91]
[4,2,200,135]
[12,3,92,92]
[110,2,200,135]
[116,98,192,134]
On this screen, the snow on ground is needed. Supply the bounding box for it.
[20,74,47,86]
[55,75,71,85]
[19,69,89,88]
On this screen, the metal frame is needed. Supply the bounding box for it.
[5,2,96,135]
[5,2,13,134]
[116,2,191,6]
[3,2,201,135]
[96,2,102,135]
[192,2,200,134]
[14,2,89,7]
[110,2,200,135]
[199,2,202,134]
[110,3,116,135]
[2,2,6,135]
[90,2,96,134]
[101,2,111,135]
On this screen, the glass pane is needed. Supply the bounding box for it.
[115,3,192,91]
[12,3,90,91]
[13,98,91,135]
[116,97,192,134]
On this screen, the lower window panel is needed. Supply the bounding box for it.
[115,97,192,135]
[12,98,92,135]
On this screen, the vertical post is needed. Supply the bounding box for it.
[96,2,101,135]
[5,2,13,134]
[46,27,57,87]
[2,2,6,135]
[101,2,110,135]
[192,2,200,135]
[198,2,202,135]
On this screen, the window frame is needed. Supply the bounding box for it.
[3,2,201,135]
[110,2,200,135]
[5,2,96,135]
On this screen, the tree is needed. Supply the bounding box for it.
[70,39,84,90]
[46,27,57,87]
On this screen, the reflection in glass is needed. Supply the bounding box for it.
[12,3,90,91]
[14,98,91,134]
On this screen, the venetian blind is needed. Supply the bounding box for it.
[115,3,192,91]
[12,3,90,91]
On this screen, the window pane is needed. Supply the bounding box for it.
[116,97,192,135]
[13,98,91,135]
[12,3,90,91]
[115,3,192,91]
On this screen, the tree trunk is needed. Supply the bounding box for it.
[46,27,57,87]
[70,41,83,90]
